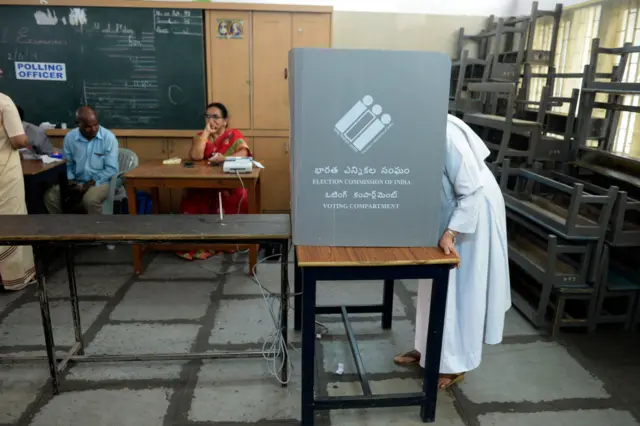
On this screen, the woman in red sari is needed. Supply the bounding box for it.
[178,102,251,260]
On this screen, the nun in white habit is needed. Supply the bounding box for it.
[394,114,511,389]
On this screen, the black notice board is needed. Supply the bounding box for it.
[0,6,206,130]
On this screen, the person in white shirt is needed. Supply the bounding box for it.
[16,105,56,155]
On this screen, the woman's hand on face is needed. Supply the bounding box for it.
[438,231,460,267]
[204,121,216,135]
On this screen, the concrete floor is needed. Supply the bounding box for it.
[0,246,638,426]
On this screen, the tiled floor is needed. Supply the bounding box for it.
[0,246,638,426]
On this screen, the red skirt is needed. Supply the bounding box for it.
[180,188,249,215]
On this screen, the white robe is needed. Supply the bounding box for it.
[414,114,511,373]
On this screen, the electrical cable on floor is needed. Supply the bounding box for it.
[197,245,328,384]
[199,168,324,383]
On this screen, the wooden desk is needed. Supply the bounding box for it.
[21,159,68,214]
[0,214,290,394]
[294,246,459,425]
[124,161,262,275]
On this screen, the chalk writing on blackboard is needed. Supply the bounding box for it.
[33,8,87,28]
[168,85,185,105]
[17,28,67,45]
[153,9,202,36]
[33,9,58,26]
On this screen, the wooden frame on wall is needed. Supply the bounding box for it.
[0,0,332,13]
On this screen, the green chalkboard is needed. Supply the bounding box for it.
[0,5,206,130]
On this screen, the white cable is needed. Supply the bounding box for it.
[197,245,328,383]
[215,167,327,383]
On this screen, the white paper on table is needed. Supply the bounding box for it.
[38,122,56,130]
[41,155,62,164]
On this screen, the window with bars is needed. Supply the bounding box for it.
[527,5,602,118]
[611,0,640,156]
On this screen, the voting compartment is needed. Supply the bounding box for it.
[289,48,450,246]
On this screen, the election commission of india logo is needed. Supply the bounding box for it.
[334,95,393,154]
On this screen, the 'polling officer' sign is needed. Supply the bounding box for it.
[14,62,67,82]
[289,48,451,247]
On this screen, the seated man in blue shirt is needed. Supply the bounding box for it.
[44,106,119,214]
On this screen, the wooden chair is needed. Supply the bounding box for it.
[591,244,640,331]
[576,39,639,153]
[449,50,491,115]
[463,82,542,164]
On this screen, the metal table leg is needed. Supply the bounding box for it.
[381,279,394,329]
[280,242,289,386]
[300,267,317,426]
[35,245,60,394]
[294,248,302,331]
[420,266,450,422]
[66,246,84,355]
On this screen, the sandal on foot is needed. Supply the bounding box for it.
[176,251,194,261]
[393,350,421,366]
[194,250,214,260]
[438,373,465,390]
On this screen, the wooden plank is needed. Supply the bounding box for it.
[508,235,577,274]
[573,161,640,190]
[465,113,540,127]
[467,82,515,93]
[582,82,640,94]
[296,246,458,267]
[20,159,66,176]
[0,0,333,13]
[0,214,290,243]
[124,161,260,180]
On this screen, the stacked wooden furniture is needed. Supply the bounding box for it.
[514,66,580,164]
[504,2,563,103]
[561,148,640,331]
[48,1,332,214]
[453,7,640,333]
[576,39,638,155]
[451,2,563,167]
[449,50,491,115]
[463,82,543,164]
[450,2,563,116]
[497,160,618,335]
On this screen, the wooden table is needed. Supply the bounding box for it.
[124,161,262,275]
[0,214,290,394]
[21,159,68,214]
[294,246,459,425]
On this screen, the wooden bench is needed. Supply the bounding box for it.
[498,160,618,241]
[0,214,291,394]
[506,210,596,335]
[548,171,640,247]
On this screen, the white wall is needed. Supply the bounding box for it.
[206,0,517,16]
[510,0,588,15]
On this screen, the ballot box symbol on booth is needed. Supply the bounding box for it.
[334,94,393,154]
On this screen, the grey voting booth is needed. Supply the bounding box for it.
[289,48,451,246]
